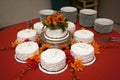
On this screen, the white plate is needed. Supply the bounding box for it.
[39,64,68,74]
[83,56,96,66]
[14,54,26,63]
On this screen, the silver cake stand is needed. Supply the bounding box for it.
[40,31,72,48]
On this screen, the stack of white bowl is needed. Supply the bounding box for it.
[61,6,77,23]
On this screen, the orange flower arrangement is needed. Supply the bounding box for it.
[71,59,84,72]
[43,12,68,31]
[39,43,52,53]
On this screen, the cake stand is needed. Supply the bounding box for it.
[40,31,72,48]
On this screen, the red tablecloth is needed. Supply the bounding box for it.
[0,19,120,80]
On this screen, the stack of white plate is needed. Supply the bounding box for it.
[79,9,97,27]
[39,9,55,22]
[94,18,114,33]
[61,6,77,23]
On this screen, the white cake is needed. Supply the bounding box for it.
[67,21,76,33]
[71,43,95,66]
[40,48,66,72]
[74,30,94,43]
[33,22,46,34]
[44,28,69,41]
[17,29,37,42]
[15,41,39,62]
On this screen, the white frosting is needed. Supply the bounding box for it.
[74,30,94,43]
[80,9,97,15]
[61,6,77,12]
[39,9,54,15]
[71,43,94,64]
[15,41,39,61]
[95,18,114,25]
[17,29,37,42]
[33,22,46,34]
[45,28,68,39]
[67,21,76,33]
[40,48,66,72]
[44,32,69,41]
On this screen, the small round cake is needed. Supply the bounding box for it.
[15,41,39,62]
[71,43,95,66]
[67,21,76,33]
[17,29,37,42]
[74,30,94,43]
[40,48,67,73]
[33,22,46,34]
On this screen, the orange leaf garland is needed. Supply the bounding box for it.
[11,41,23,48]
[59,44,69,51]
[39,43,52,53]
[90,42,100,54]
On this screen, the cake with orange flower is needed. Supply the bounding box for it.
[71,43,96,66]
[40,48,67,74]
[43,12,70,42]
[15,41,39,62]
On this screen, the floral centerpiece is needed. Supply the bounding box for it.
[43,12,68,32]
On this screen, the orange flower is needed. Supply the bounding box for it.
[11,41,23,48]
[29,51,40,63]
[59,44,69,51]
[81,27,86,30]
[70,39,76,45]
[71,59,84,72]
[90,42,100,54]
[39,43,52,53]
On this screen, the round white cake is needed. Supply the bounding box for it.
[33,22,46,34]
[15,41,39,62]
[45,28,69,41]
[17,29,37,42]
[67,21,76,33]
[74,30,94,43]
[40,48,66,72]
[71,43,95,66]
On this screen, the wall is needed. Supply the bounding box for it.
[0,0,51,28]
[98,0,120,24]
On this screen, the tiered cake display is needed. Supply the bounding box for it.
[14,11,98,75]
[41,12,71,48]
